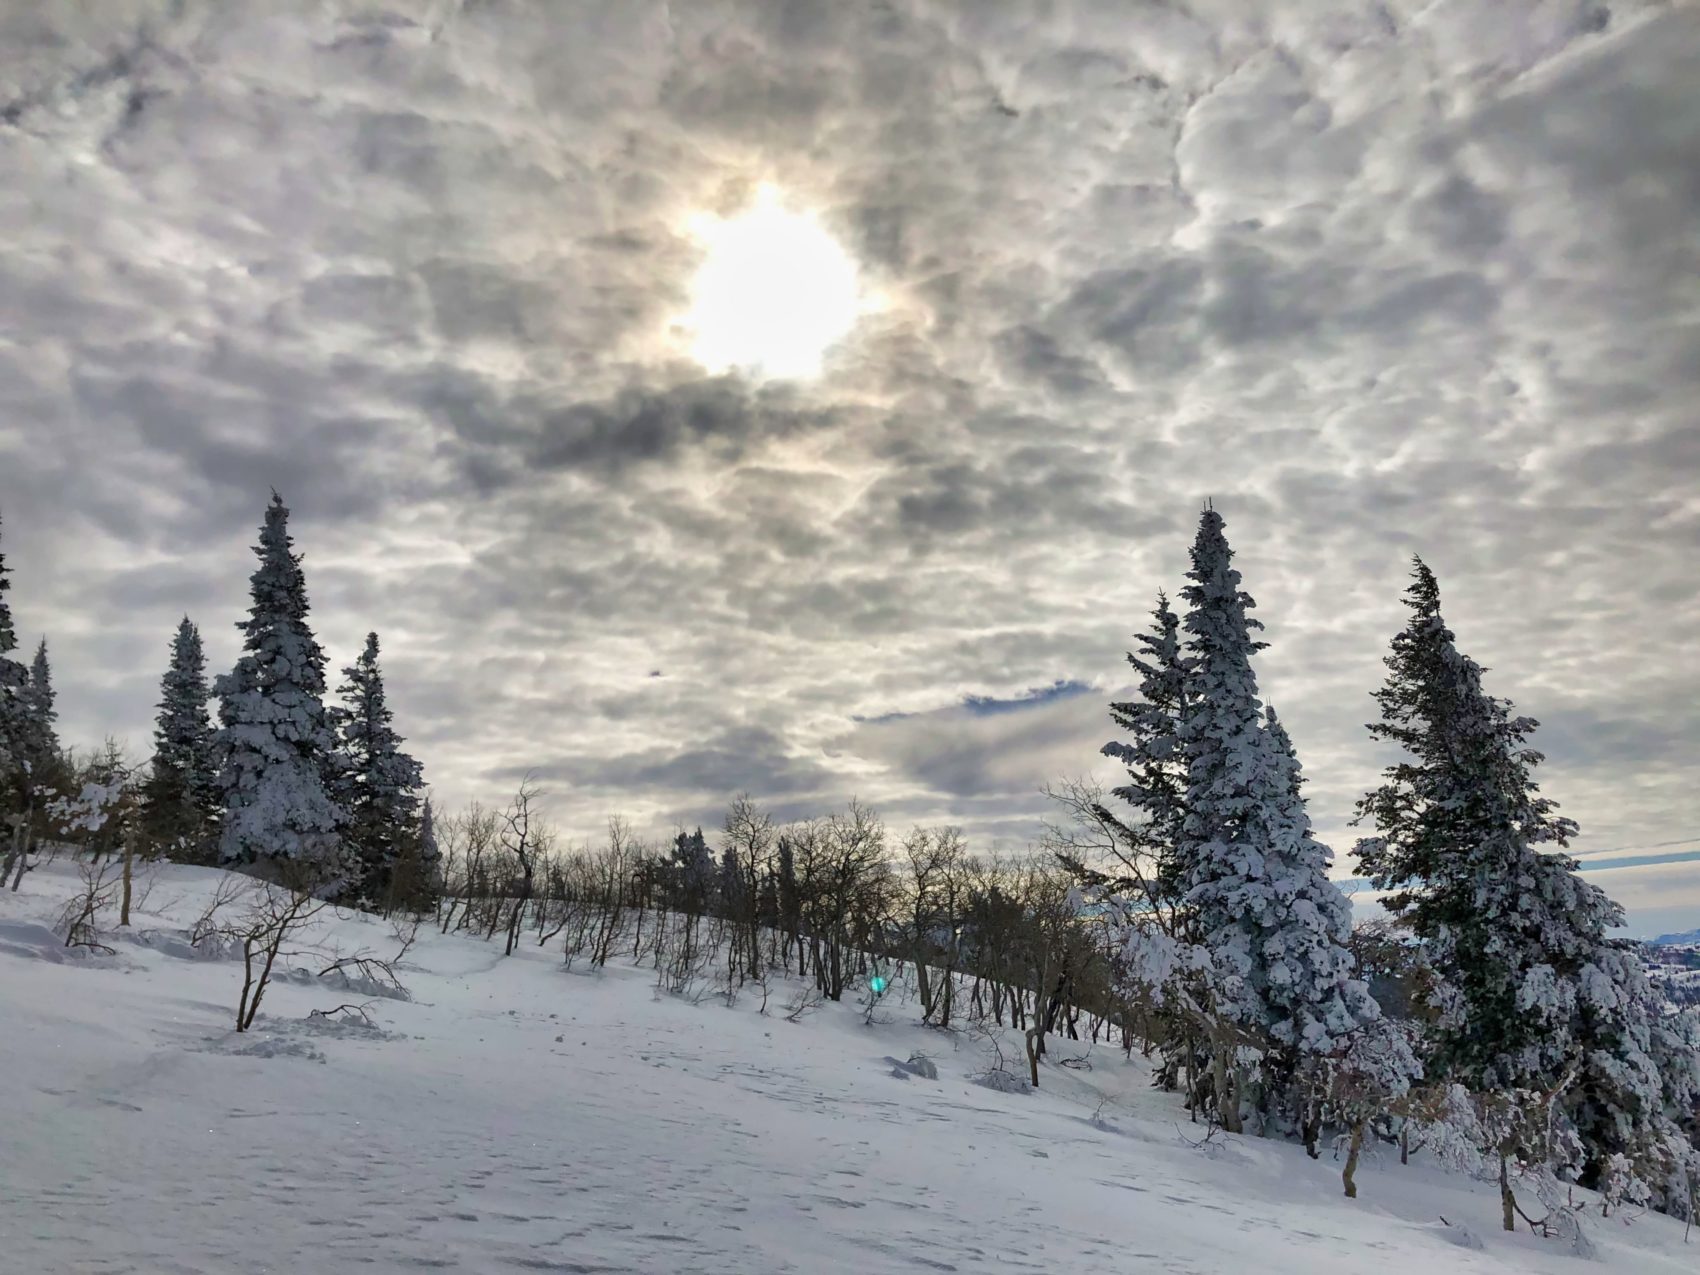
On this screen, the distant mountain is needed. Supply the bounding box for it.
[1648,927,1700,947]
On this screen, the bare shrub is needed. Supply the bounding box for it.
[315,914,416,1002]
[309,1001,379,1028]
[192,862,332,1032]
[56,857,121,953]
[783,982,823,1022]
[968,1020,1031,1093]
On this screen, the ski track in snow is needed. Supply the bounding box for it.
[1,862,1692,1274]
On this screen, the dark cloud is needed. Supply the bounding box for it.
[525,380,845,477]
[3,1,1698,924]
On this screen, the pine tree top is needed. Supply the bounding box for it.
[29,638,51,700]
[230,491,329,697]
[1264,705,1304,787]
[245,492,310,629]
[24,639,57,752]
[156,619,210,729]
[338,630,399,746]
[1181,508,1267,658]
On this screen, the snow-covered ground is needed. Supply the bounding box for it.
[3,861,1695,1274]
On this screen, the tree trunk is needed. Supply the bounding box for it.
[0,820,19,892]
[120,829,135,927]
[1342,1120,1364,1198]
[236,936,260,1032]
[1211,1047,1243,1134]
[1499,1154,1516,1233]
[504,866,534,957]
[9,804,33,890]
[914,950,933,1022]
[1184,1041,1199,1121]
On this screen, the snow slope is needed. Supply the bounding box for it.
[2,861,1694,1274]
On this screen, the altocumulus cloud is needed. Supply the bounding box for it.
[1,2,1697,927]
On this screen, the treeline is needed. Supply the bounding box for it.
[0,494,438,914]
[430,790,1107,1068]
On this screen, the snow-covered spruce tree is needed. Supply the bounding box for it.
[214,493,344,879]
[20,638,73,842]
[141,617,221,862]
[332,632,424,908]
[24,639,60,763]
[1265,703,1417,1149]
[1091,592,1190,924]
[1053,591,1200,1097]
[0,515,45,883]
[1354,559,1696,1214]
[11,637,70,821]
[1176,508,1381,1134]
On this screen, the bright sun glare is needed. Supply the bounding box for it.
[684,186,861,380]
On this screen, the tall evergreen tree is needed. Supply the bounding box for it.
[1176,509,1379,1126]
[380,792,443,918]
[214,493,344,875]
[415,793,441,891]
[24,639,59,762]
[0,512,32,814]
[1355,559,1695,1198]
[665,828,715,912]
[0,513,40,863]
[142,617,221,860]
[718,844,744,912]
[1097,591,1191,923]
[0,513,14,658]
[333,631,424,906]
[1355,559,1581,1093]
[17,637,71,822]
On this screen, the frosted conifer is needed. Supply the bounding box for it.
[1097,592,1190,920]
[1355,559,1692,1195]
[214,493,344,875]
[24,639,59,764]
[1176,509,1379,1120]
[333,631,424,906]
[142,617,220,860]
[0,513,31,809]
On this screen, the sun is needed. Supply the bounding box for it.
[682,186,862,380]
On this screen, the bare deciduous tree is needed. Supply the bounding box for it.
[497,777,542,957]
[56,856,121,953]
[192,862,332,1032]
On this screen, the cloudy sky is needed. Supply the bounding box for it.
[2,1,1696,930]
